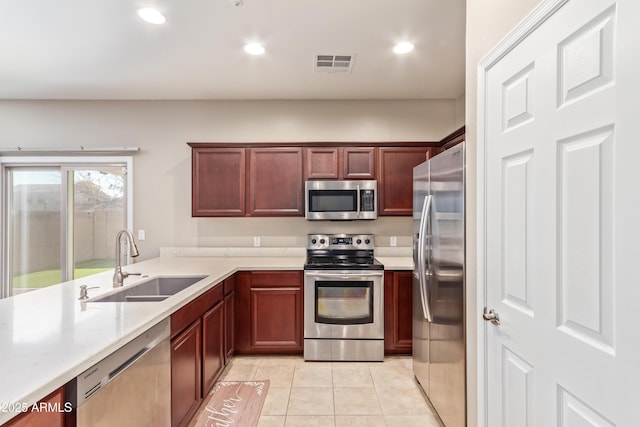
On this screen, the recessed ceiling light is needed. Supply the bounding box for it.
[137,7,166,25]
[244,43,265,56]
[393,42,414,55]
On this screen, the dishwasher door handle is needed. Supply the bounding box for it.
[107,344,154,382]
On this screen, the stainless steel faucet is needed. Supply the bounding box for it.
[113,229,141,287]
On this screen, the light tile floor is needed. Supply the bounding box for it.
[218,355,443,427]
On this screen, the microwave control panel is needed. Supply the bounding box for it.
[360,190,375,212]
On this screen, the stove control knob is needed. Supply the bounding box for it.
[319,239,326,244]
[365,239,371,245]
[356,239,362,244]
[311,238,317,244]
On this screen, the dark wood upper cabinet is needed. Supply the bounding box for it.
[192,147,245,217]
[342,147,376,179]
[189,142,442,217]
[305,147,340,179]
[304,147,375,180]
[247,147,304,216]
[378,147,431,216]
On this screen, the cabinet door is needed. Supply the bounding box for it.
[4,388,65,427]
[192,148,246,216]
[224,290,235,362]
[342,147,376,179]
[202,301,224,396]
[250,287,303,351]
[247,148,304,216]
[171,320,202,427]
[235,271,303,353]
[304,147,340,179]
[384,271,413,354]
[378,147,431,216]
[304,147,376,180]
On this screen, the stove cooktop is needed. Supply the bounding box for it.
[303,256,384,270]
[304,233,384,270]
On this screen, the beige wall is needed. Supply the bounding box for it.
[465,0,541,426]
[455,93,466,129]
[0,99,458,259]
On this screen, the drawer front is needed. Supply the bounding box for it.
[250,271,301,287]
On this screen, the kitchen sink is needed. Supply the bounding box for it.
[89,275,209,303]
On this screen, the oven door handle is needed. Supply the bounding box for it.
[305,273,383,280]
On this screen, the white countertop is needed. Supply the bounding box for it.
[376,256,413,270]
[0,256,303,424]
[0,254,412,423]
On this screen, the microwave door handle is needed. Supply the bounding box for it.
[356,184,361,219]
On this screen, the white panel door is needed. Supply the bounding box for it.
[481,0,640,425]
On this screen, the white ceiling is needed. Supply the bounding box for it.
[0,0,466,101]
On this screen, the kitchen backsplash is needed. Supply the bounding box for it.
[160,235,412,257]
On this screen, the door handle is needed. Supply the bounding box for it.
[482,307,500,325]
[418,195,433,322]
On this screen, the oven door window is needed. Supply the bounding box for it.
[315,281,373,325]
[308,190,357,212]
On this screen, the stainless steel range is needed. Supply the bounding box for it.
[303,233,384,361]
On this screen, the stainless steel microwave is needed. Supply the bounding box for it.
[305,180,377,220]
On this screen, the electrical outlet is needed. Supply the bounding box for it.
[138,230,146,241]
[390,236,397,247]
[253,236,261,247]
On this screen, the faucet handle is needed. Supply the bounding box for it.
[79,285,100,301]
[123,271,142,278]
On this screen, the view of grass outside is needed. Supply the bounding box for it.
[12,258,114,290]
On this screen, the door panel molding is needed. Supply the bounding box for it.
[477,0,638,425]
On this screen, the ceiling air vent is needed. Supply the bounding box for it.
[314,54,354,73]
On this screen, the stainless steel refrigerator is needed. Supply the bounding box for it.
[413,142,465,427]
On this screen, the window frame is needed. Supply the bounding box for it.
[0,156,134,298]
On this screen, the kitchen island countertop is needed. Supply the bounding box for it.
[0,256,303,424]
[0,254,412,423]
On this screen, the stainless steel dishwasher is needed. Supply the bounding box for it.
[68,318,171,427]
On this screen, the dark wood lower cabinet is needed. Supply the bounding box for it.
[201,301,224,396]
[224,291,235,362]
[384,271,413,354]
[3,387,66,427]
[250,287,302,350]
[235,271,303,354]
[170,282,226,427]
[171,319,202,427]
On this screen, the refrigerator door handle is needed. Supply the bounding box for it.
[418,195,433,322]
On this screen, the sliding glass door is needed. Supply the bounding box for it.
[2,162,129,297]
[9,168,63,293]
[70,168,127,280]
